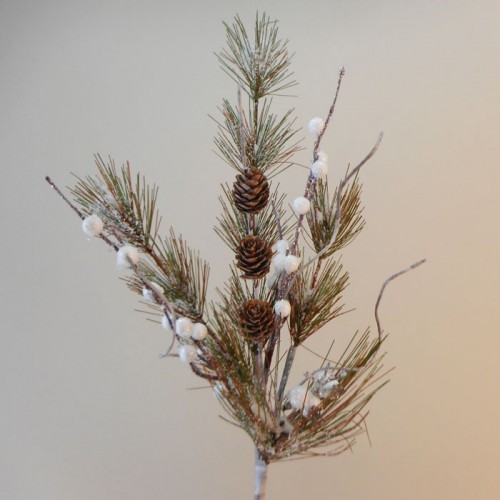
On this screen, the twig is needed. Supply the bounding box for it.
[287,132,384,293]
[263,73,352,379]
[277,346,296,401]
[375,258,426,342]
[313,66,345,161]
[46,175,179,354]
[45,175,119,251]
[285,131,384,296]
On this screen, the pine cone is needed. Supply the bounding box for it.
[236,235,272,279]
[240,299,275,343]
[233,168,270,214]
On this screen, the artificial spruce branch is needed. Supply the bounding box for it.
[46,12,425,499]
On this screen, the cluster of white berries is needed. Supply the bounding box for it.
[271,238,301,276]
[81,215,142,270]
[161,315,208,363]
[266,239,300,319]
[307,117,329,179]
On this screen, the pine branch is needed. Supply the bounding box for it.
[71,155,162,251]
[217,13,297,100]
[289,257,349,345]
[307,175,365,257]
[46,12,427,485]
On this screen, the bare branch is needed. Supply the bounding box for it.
[313,66,345,160]
[46,175,119,250]
[375,258,427,341]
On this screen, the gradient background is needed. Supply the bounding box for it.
[2,0,500,498]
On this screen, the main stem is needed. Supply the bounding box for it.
[254,449,268,500]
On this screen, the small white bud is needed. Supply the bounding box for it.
[311,160,328,178]
[178,344,197,363]
[275,239,289,255]
[308,117,324,136]
[274,299,291,318]
[191,323,208,341]
[292,196,311,216]
[116,245,140,269]
[82,214,104,237]
[284,255,301,274]
[318,150,328,163]
[161,314,173,331]
[273,253,286,273]
[142,282,164,303]
[175,317,193,339]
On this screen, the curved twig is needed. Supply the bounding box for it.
[375,258,427,342]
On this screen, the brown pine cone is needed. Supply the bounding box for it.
[240,299,275,343]
[233,167,270,214]
[236,235,272,279]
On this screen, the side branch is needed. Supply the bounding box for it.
[375,258,427,341]
[313,66,345,160]
[285,131,384,296]
[45,176,119,251]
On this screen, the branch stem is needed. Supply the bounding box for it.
[277,346,296,402]
[254,449,268,500]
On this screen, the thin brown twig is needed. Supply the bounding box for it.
[263,72,350,383]
[375,258,427,342]
[313,66,345,161]
[45,175,119,251]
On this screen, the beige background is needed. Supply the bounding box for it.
[2,0,500,498]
